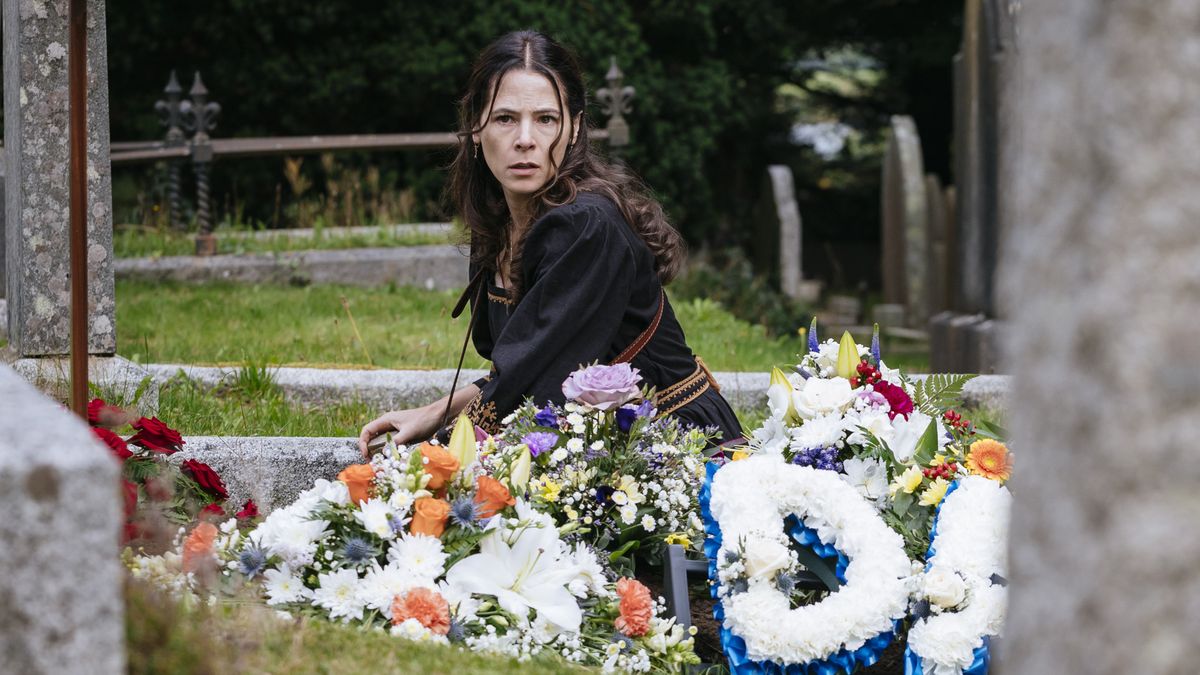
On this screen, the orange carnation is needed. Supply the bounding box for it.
[337,463,377,505]
[410,497,451,537]
[181,521,219,574]
[474,475,516,518]
[966,439,1013,483]
[419,442,460,490]
[614,577,653,637]
[391,587,451,635]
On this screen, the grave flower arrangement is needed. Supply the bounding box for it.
[704,323,1013,674]
[87,398,255,543]
[129,415,699,673]
[487,363,711,571]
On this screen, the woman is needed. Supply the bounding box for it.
[358,30,741,456]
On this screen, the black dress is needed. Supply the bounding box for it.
[460,192,742,444]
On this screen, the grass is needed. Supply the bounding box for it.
[116,281,823,373]
[126,576,584,675]
[113,223,454,259]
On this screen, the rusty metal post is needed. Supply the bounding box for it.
[67,0,88,416]
[181,72,220,255]
[595,57,635,162]
[154,70,186,230]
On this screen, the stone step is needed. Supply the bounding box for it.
[222,222,454,242]
[114,244,468,290]
[145,363,1008,414]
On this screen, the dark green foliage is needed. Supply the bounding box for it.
[672,248,815,337]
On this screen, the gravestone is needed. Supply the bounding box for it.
[0,364,124,673]
[925,173,949,315]
[0,149,6,300]
[765,165,820,303]
[998,1,1200,672]
[4,0,116,356]
[953,0,986,315]
[881,115,929,327]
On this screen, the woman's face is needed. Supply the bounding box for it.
[475,69,578,207]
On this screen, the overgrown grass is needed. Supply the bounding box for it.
[114,224,454,259]
[116,281,821,373]
[126,576,584,675]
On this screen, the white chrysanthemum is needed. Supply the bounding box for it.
[354,498,396,540]
[388,489,415,513]
[387,533,447,580]
[641,514,657,532]
[390,617,448,644]
[568,544,610,598]
[312,568,366,620]
[263,566,312,605]
[840,457,888,501]
[843,406,895,449]
[358,561,424,618]
[750,416,790,455]
[789,413,847,452]
[619,504,638,525]
[254,510,330,567]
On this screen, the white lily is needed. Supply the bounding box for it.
[445,516,582,632]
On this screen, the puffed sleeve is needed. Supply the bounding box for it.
[462,201,635,433]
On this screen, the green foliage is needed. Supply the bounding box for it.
[673,248,816,337]
[905,373,974,418]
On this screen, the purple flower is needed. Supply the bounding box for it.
[521,431,559,458]
[616,406,637,432]
[635,400,655,417]
[792,446,843,472]
[561,363,642,411]
[534,405,558,428]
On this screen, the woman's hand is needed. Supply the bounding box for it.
[358,405,443,458]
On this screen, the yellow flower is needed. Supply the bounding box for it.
[889,465,924,497]
[919,478,951,506]
[731,450,750,462]
[564,506,579,521]
[664,533,692,548]
[538,479,562,503]
[966,439,1012,482]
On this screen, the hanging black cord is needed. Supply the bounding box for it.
[442,268,485,428]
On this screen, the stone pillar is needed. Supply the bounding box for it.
[998,1,1200,673]
[766,165,820,304]
[0,364,124,673]
[1,149,6,300]
[4,0,115,356]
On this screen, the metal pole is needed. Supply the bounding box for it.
[68,0,88,417]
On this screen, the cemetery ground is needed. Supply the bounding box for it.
[113,222,454,258]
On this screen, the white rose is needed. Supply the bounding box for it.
[792,377,856,420]
[742,536,793,579]
[923,567,967,610]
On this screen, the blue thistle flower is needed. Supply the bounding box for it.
[775,572,797,595]
[808,317,819,353]
[388,514,407,534]
[730,578,749,595]
[449,495,484,529]
[238,547,267,577]
[447,618,467,643]
[342,537,376,564]
[723,549,742,565]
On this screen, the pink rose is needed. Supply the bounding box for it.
[561,363,642,411]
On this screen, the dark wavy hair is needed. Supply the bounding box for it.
[446,30,685,296]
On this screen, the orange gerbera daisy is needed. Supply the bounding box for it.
[966,439,1012,482]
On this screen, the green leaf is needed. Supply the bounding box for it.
[913,418,939,466]
[910,374,975,417]
[892,491,914,517]
[608,539,640,563]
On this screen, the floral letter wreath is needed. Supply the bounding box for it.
[702,456,912,672]
[905,476,1010,675]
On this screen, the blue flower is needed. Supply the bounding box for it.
[808,317,819,353]
[238,547,267,577]
[793,447,842,472]
[449,495,484,530]
[616,406,637,432]
[870,323,882,365]
[342,537,376,565]
[594,485,616,505]
[534,405,558,428]
[521,431,559,458]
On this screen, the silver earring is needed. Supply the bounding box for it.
[473,143,480,159]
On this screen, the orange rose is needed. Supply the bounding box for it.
[391,587,451,635]
[419,442,460,490]
[614,577,653,637]
[410,497,451,537]
[337,463,376,505]
[474,475,516,518]
[181,521,219,574]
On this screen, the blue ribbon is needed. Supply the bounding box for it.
[903,480,992,674]
[700,461,896,674]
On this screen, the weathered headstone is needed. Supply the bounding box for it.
[953,0,986,315]
[925,173,949,315]
[766,165,820,303]
[881,115,929,327]
[4,0,116,356]
[0,364,124,673]
[998,1,1200,672]
[1,148,6,300]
